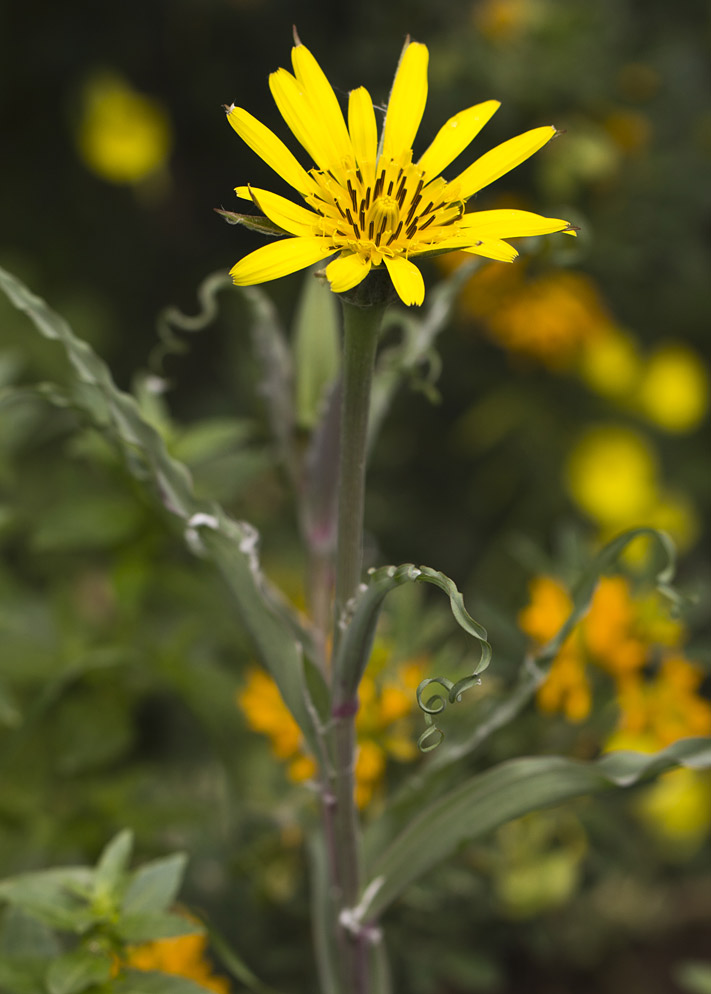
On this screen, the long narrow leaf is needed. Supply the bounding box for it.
[356,737,711,922]
[0,265,326,752]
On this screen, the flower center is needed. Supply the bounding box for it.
[305,155,464,263]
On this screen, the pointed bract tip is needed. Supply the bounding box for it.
[222,102,236,115]
[554,127,567,138]
[292,24,302,46]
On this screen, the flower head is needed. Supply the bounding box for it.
[224,38,574,306]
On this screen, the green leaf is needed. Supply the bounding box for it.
[46,950,113,994]
[116,911,202,945]
[0,906,61,959]
[332,564,490,723]
[0,868,94,933]
[293,268,340,430]
[0,264,323,755]
[214,207,286,237]
[357,737,711,922]
[114,969,217,994]
[207,923,284,994]
[121,853,187,916]
[94,830,134,902]
[0,958,47,994]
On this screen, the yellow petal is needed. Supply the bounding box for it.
[417,100,501,179]
[291,45,353,166]
[381,41,429,160]
[227,106,317,196]
[326,252,372,292]
[459,208,572,238]
[234,186,319,237]
[454,125,557,200]
[269,68,330,169]
[383,255,425,306]
[348,87,378,178]
[230,236,334,285]
[462,238,519,262]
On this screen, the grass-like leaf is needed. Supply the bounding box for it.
[356,737,711,922]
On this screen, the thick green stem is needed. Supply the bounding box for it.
[333,300,384,642]
[327,297,384,994]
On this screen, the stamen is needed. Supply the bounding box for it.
[386,220,403,245]
[419,214,436,231]
[405,193,422,226]
[347,179,358,211]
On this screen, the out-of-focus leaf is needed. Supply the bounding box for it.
[121,853,188,915]
[0,265,323,754]
[357,738,711,922]
[0,958,46,994]
[46,949,113,994]
[676,961,711,994]
[207,922,284,994]
[0,867,94,932]
[171,418,256,466]
[93,829,133,903]
[30,493,144,552]
[114,969,215,994]
[0,906,61,958]
[115,910,202,944]
[293,268,339,430]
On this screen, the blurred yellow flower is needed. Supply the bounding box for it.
[451,264,611,369]
[237,669,317,783]
[603,109,652,155]
[637,767,711,850]
[635,344,709,433]
[123,930,230,993]
[237,651,428,807]
[519,572,695,730]
[472,0,536,43]
[605,660,711,851]
[565,425,658,528]
[77,71,173,185]
[577,325,644,399]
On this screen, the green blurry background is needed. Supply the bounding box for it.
[1,1,710,992]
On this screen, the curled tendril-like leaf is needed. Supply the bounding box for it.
[416,674,484,751]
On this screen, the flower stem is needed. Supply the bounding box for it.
[327,296,384,994]
[333,300,384,639]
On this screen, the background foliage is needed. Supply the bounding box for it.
[1,1,710,992]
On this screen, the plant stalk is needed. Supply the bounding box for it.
[326,296,384,994]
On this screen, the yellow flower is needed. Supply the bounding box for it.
[565,425,659,528]
[237,652,427,807]
[123,930,230,993]
[225,38,573,306]
[635,344,709,433]
[578,325,644,399]
[77,72,173,185]
[520,572,694,728]
[237,669,315,781]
